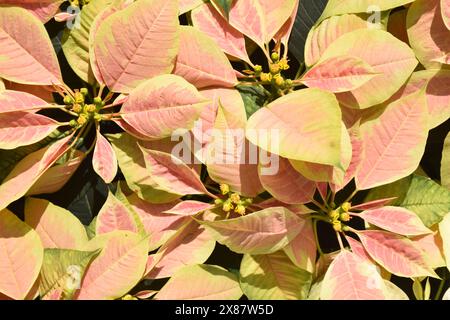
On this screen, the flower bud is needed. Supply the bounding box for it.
[69,119,78,127]
[80,88,88,96]
[220,184,230,195]
[74,91,84,104]
[340,212,351,222]
[269,63,280,75]
[235,205,246,215]
[341,202,351,212]
[77,114,88,126]
[122,294,137,300]
[332,221,342,232]
[285,79,293,87]
[273,74,284,87]
[328,209,340,220]
[260,72,272,83]
[63,95,73,105]
[230,193,240,204]
[222,200,233,212]
[271,52,279,62]
[253,65,262,74]
[214,198,223,205]
[93,96,104,106]
[279,58,290,70]
[86,104,96,113]
[72,104,82,113]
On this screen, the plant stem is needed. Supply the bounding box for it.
[313,219,324,256]
[434,274,448,300]
[310,198,328,213]
[344,189,359,204]
[336,231,345,250]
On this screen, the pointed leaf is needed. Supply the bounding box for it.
[240,251,312,300]
[258,157,316,204]
[40,249,100,300]
[320,250,387,300]
[146,221,216,279]
[0,135,73,211]
[76,231,148,300]
[412,231,446,268]
[191,3,250,63]
[2,0,63,23]
[92,132,117,184]
[0,112,60,150]
[127,194,187,251]
[227,0,298,46]
[0,6,61,85]
[0,90,48,113]
[25,198,89,250]
[96,192,138,235]
[283,218,316,273]
[155,264,242,300]
[62,0,113,84]
[358,206,432,236]
[351,197,397,211]
[204,96,264,197]
[366,175,450,228]
[319,29,417,109]
[93,0,179,92]
[305,13,367,67]
[108,133,179,204]
[407,0,450,69]
[357,230,438,278]
[301,55,378,93]
[246,88,342,166]
[121,74,208,140]
[163,201,214,216]
[442,133,450,190]
[27,150,85,195]
[140,147,208,196]
[0,209,43,300]
[199,207,303,254]
[173,26,237,88]
[442,0,450,29]
[289,123,352,186]
[438,214,450,272]
[355,90,429,190]
[319,0,415,22]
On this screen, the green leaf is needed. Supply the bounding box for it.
[441,132,450,190]
[0,129,63,183]
[236,84,267,118]
[155,264,243,300]
[40,248,100,300]
[239,251,312,300]
[85,216,97,240]
[365,174,450,227]
[62,0,113,84]
[211,0,234,19]
[108,133,179,204]
[288,0,329,63]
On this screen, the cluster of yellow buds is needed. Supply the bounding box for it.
[70,0,90,6]
[254,52,292,91]
[65,88,105,128]
[328,202,352,232]
[215,184,253,217]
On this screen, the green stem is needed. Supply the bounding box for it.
[310,198,328,213]
[344,189,359,204]
[313,219,324,256]
[434,276,447,300]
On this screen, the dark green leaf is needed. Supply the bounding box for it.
[288,0,328,64]
[365,174,450,227]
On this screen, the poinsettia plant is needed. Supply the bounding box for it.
[0,0,450,301]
